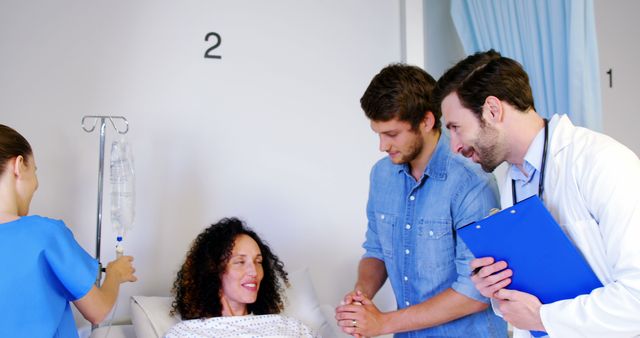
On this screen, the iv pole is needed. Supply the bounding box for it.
[81,115,129,331]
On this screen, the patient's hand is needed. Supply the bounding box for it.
[336,292,385,338]
[335,289,362,338]
[341,289,364,306]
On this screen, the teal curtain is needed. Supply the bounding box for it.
[451,0,602,130]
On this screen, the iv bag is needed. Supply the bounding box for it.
[110,138,135,234]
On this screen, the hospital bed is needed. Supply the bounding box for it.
[87,268,344,338]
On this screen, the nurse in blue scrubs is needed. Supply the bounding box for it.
[0,124,138,337]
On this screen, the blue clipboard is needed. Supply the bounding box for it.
[458,195,602,337]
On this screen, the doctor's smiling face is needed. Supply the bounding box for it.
[442,92,506,172]
[220,234,264,316]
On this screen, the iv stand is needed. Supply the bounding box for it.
[81,115,129,331]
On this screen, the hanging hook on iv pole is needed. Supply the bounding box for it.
[82,115,129,134]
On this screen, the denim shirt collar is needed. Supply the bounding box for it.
[396,131,449,181]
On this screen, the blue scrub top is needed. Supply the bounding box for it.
[0,215,98,337]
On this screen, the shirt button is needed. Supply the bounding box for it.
[409,196,415,201]
[380,214,385,220]
[405,249,410,255]
[405,224,411,230]
[429,230,434,237]
[404,276,408,281]
[405,301,410,306]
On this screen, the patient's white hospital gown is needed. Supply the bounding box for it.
[164,314,318,338]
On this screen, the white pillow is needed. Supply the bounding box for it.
[282,268,331,335]
[131,296,180,338]
[130,268,332,338]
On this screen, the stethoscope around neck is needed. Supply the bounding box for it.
[511,118,549,205]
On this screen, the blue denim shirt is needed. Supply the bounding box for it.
[363,133,507,337]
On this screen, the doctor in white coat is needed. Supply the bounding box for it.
[435,49,640,337]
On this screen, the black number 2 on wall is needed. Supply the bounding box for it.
[204,32,221,59]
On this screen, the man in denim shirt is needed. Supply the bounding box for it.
[335,64,507,337]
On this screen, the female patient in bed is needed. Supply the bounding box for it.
[165,217,316,337]
[0,124,137,337]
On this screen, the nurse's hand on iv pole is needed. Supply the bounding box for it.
[105,255,138,283]
[74,255,137,324]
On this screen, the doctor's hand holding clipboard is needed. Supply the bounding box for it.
[470,257,546,333]
[460,196,602,337]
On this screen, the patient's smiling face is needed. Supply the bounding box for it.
[220,234,264,316]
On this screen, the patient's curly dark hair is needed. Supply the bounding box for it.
[171,217,289,319]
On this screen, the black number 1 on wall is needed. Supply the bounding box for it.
[204,32,221,59]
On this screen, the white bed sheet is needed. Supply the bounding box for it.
[88,324,135,338]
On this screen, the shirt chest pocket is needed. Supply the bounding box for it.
[374,212,396,258]
[417,219,455,271]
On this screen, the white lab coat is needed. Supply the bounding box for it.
[500,115,640,338]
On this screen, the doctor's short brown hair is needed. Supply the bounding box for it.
[435,49,536,120]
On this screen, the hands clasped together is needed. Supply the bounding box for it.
[335,290,387,338]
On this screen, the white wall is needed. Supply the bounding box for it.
[0,0,401,329]
[595,0,640,156]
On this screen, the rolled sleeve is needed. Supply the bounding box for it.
[452,232,487,303]
[452,171,500,303]
[362,226,384,260]
[452,275,487,303]
[362,174,384,260]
